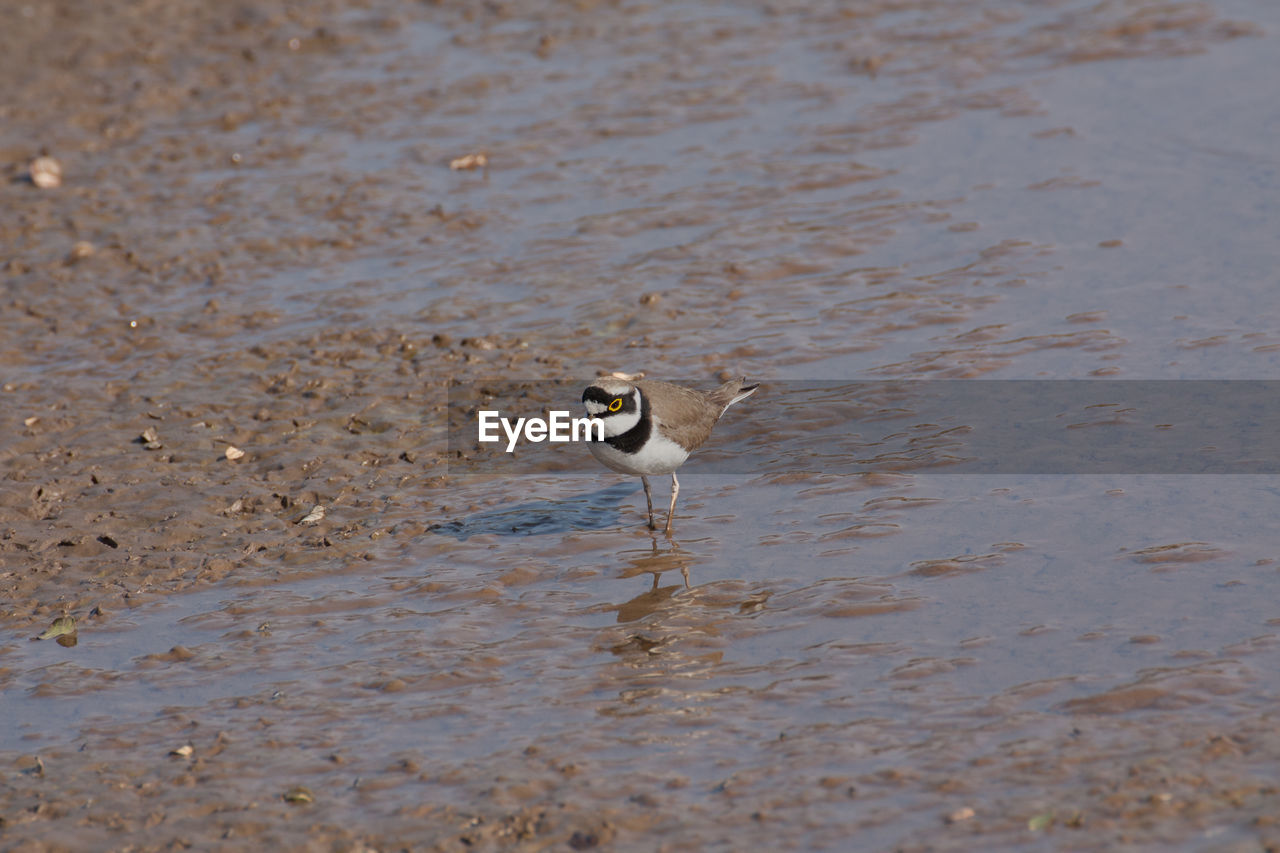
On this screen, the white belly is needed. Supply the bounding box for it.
[589,432,690,476]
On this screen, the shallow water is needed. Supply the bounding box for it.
[3,0,1280,849]
[5,473,1279,848]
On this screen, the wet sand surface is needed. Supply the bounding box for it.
[3,0,1280,849]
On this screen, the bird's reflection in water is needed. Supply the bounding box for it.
[614,537,694,623]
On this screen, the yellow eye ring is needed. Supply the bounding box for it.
[608,398,623,412]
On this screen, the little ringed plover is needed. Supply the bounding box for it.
[582,376,759,534]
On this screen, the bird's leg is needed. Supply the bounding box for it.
[664,472,679,535]
[641,475,656,530]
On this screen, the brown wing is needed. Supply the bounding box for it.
[636,380,721,452]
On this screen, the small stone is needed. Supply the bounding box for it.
[224,445,246,461]
[282,786,314,804]
[67,241,95,263]
[850,55,887,76]
[568,831,599,850]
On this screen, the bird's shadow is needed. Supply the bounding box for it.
[428,483,640,540]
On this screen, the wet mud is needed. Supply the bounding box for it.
[3,0,1280,850]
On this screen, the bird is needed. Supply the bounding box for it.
[581,375,759,534]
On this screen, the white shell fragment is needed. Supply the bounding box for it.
[298,505,326,524]
[449,152,488,171]
[224,445,246,461]
[30,156,62,188]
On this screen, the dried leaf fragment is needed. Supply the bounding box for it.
[37,615,76,641]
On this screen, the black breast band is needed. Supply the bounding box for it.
[604,390,651,454]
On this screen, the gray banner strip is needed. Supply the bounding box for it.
[446,380,1280,475]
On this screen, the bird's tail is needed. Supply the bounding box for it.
[711,378,760,414]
